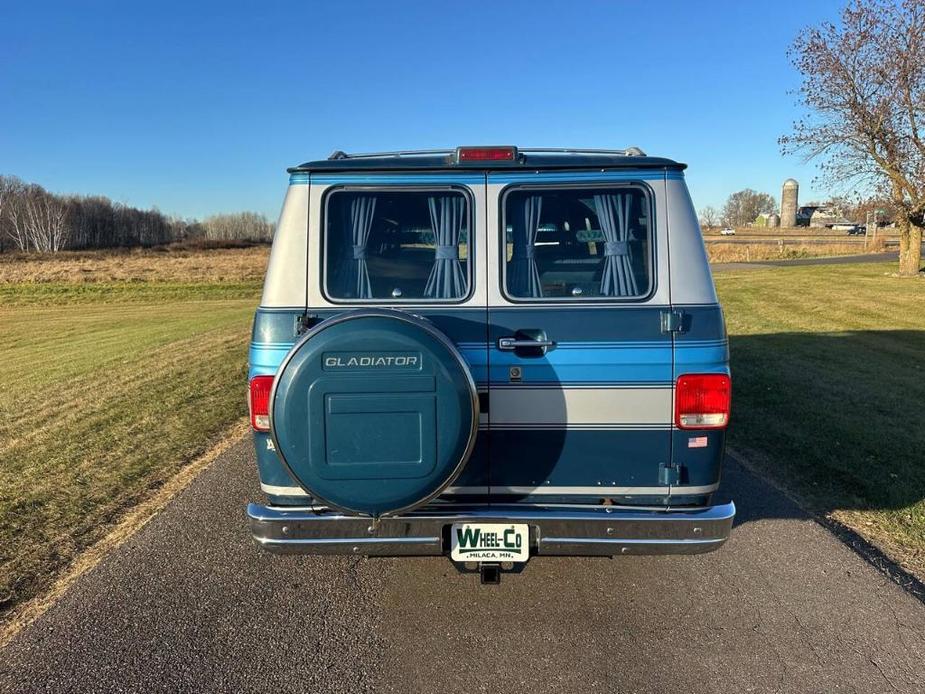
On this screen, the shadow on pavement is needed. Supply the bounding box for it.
[713,328,925,604]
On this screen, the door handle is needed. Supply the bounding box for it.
[498,337,557,351]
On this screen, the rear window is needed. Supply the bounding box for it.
[324,188,471,301]
[502,185,653,300]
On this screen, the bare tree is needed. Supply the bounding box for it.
[166,215,206,242]
[699,205,720,229]
[201,212,273,242]
[721,189,777,227]
[0,175,30,252]
[781,0,925,275]
[846,195,894,224]
[23,185,68,252]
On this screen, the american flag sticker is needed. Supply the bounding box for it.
[688,436,708,448]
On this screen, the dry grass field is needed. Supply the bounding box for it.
[0,245,270,285]
[0,249,264,617]
[702,225,898,263]
[703,225,901,238]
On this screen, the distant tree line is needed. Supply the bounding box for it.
[0,174,272,253]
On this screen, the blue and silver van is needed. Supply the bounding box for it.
[247,146,734,580]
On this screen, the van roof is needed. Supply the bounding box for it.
[288,147,686,173]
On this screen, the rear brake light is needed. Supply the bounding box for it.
[456,146,518,162]
[675,373,731,429]
[249,375,274,431]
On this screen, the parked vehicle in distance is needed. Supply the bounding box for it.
[720,227,736,236]
[847,226,865,235]
[246,146,734,583]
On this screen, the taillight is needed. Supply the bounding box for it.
[675,373,731,429]
[456,145,518,162]
[248,375,274,431]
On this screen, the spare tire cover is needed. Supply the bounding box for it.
[270,309,478,517]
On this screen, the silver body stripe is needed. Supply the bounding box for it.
[489,382,673,390]
[489,423,670,430]
[490,387,672,426]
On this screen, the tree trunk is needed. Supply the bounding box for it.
[898,217,923,276]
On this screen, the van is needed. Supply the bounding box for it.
[247,146,734,581]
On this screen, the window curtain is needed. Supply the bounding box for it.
[508,195,543,298]
[424,196,467,298]
[342,196,376,298]
[594,193,638,297]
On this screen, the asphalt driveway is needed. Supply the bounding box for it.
[1,440,923,693]
[711,250,902,272]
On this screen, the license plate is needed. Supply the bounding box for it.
[450,523,529,563]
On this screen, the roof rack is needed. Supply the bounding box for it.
[327,146,646,160]
[328,149,454,160]
[519,147,647,157]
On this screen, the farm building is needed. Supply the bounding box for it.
[796,205,819,226]
[792,202,859,229]
[753,212,781,228]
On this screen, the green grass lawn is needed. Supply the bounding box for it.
[0,281,259,615]
[716,263,925,576]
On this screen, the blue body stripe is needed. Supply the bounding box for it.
[489,350,673,385]
[249,345,290,376]
[674,343,731,374]
[250,341,725,384]
[249,341,720,385]
[249,343,490,385]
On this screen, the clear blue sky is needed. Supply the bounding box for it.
[1,0,845,221]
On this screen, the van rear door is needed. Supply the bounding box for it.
[484,171,674,504]
[305,172,491,497]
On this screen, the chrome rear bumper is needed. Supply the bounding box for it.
[246,501,735,557]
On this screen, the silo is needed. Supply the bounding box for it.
[767,213,780,228]
[781,179,799,227]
